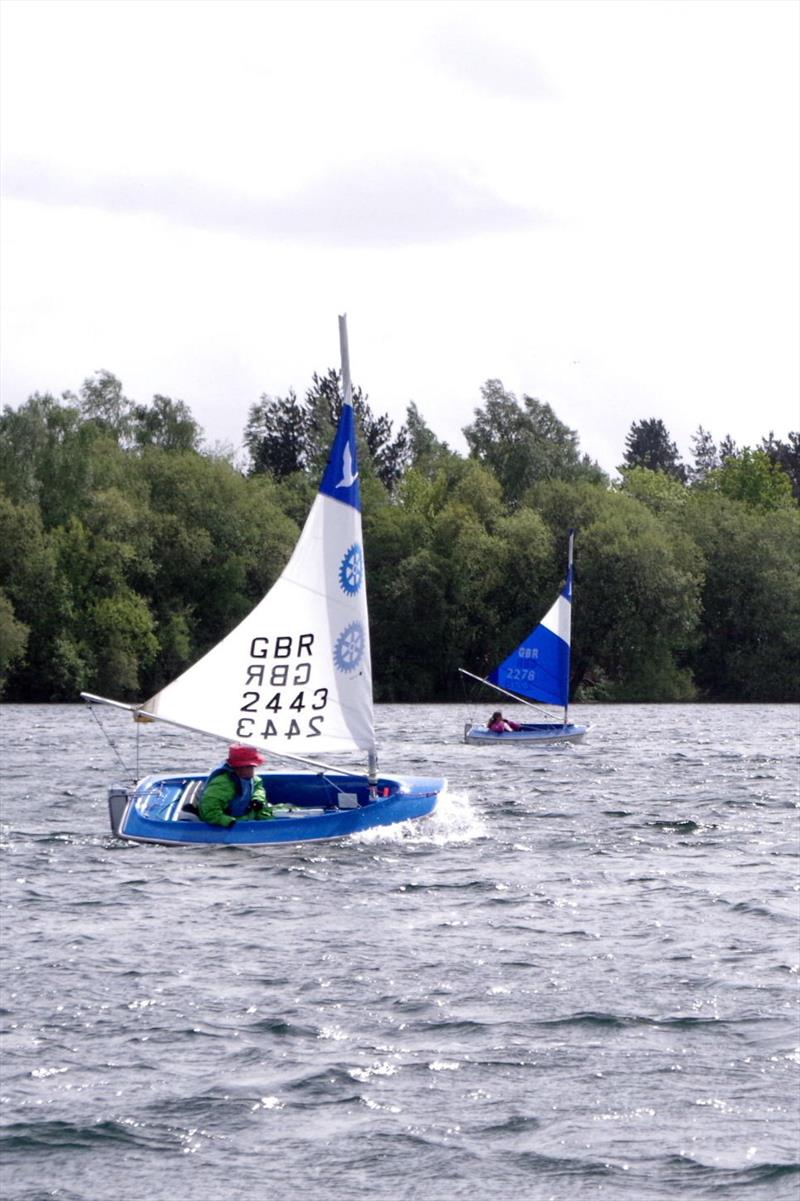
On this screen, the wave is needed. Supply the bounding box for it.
[0,1116,180,1154]
[536,1010,751,1032]
[653,1153,800,1190]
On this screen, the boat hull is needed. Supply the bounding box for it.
[464,722,587,745]
[108,770,445,846]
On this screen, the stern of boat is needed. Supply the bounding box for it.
[108,785,131,837]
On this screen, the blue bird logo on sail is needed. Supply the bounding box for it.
[319,403,361,510]
[338,443,358,489]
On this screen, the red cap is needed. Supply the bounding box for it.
[227,744,266,768]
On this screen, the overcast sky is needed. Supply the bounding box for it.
[1,0,798,474]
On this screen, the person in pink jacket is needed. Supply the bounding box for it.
[487,710,522,733]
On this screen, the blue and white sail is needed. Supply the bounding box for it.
[137,316,375,758]
[487,556,573,709]
[460,530,577,726]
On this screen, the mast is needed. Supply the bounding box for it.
[564,528,575,728]
[339,314,378,792]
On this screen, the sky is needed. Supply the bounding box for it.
[1,0,798,475]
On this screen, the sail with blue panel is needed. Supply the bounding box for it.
[459,530,587,744]
[131,315,375,758]
[487,565,572,708]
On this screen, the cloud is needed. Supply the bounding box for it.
[2,155,544,247]
[433,22,554,102]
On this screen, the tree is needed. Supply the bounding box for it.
[761,431,800,499]
[245,369,410,492]
[577,502,701,699]
[87,590,159,696]
[683,493,800,700]
[719,434,738,462]
[621,418,686,481]
[709,447,795,512]
[463,380,604,506]
[619,466,687,516]
[245,388,310,477]
[368,546,449,699]
[134,448,298,693]
[404,401,453,476]
[79,370,134,445]
[304,369,410,490]
[131,395,202,452]
[688,425,720,485]
[0,591,28,693]
[0,491,85,699]
[0,392,91,526]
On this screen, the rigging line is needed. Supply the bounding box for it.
[80,692,372,780]
[457,668,555,720]
[85,702,135,781]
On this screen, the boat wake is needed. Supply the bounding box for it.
[350,790,484,847]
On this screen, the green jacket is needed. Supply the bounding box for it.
[198,767,272,827]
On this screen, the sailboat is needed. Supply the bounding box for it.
[82,317,445,845]
[460,531,588,745]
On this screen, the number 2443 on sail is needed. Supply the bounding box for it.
[236,688,328,739]
[236,714,325,739]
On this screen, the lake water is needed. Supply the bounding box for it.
[1,702,799,1201]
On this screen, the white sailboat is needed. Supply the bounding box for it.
[82,317,445,844]
[460,531,588,745]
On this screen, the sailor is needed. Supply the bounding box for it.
[198,744,273,827]
[487,711,522,733]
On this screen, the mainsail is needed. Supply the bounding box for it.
[461,530,575,716]
[139,316,375,757]
[486,567,572,708]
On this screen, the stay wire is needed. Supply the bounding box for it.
[85,701,136,782]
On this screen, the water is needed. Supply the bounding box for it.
[1,702,798,1201]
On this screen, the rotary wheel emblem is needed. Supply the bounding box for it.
[339,544,363,595]
[334,621,365,673]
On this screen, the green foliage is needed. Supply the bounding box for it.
[576,501,702,700]
[404,401,455,476]
[0,490,80,699]
[369,547,449,700]
[0,393,98,527]
[133,449,298,690]
[131,395,202,452]
[463,380,606,506]
[87,591,159,696]
[396,456,472,523]
[688,425,720,485]
[682,492,800,700]
[622,418,686,481]
[245,388,309,477]
[1,368,797,704]
[617,467,687,518]
[245,368,410,492]
[0,591,28,690]
[708,447,794,511]
[79,370,135,445]
[760,431,799,498]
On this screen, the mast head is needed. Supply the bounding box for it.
[338,314,353,408]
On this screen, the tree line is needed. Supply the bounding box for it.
[1,369,798,704]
